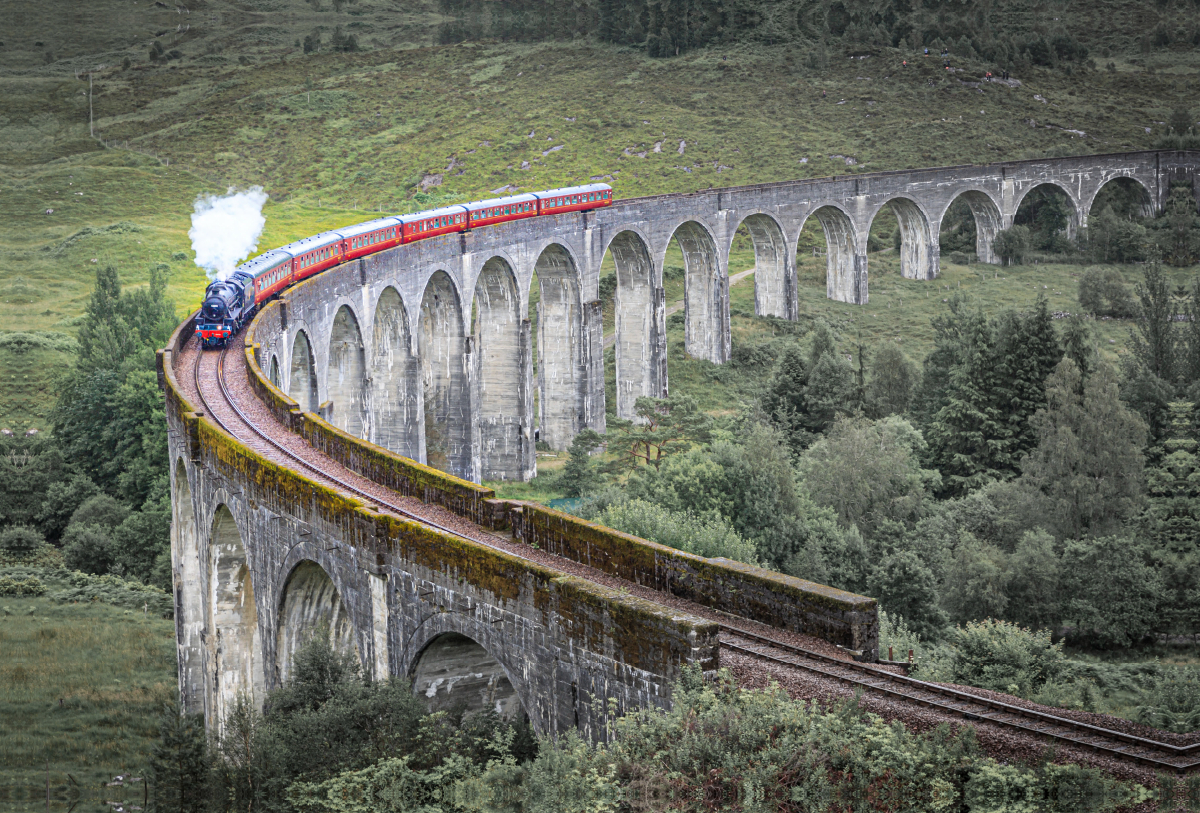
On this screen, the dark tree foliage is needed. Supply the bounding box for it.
[558,428,604,497]
[151,704,209,813]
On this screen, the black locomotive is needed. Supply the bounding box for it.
[198,272,256,348]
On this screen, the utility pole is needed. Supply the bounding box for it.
[89,72,94,137]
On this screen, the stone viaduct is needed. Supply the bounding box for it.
[163,150,1198,737]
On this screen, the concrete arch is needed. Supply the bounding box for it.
[1012,181,1082,240]
[269,355,281,389]
[473,256,533,481]
[732,212,793,320]
[607,229,666,420]
[1084,175,1156,224]
[208,503,265,724]
[171,458,205,714]
[869,197,936,281]
[534,244,585,451]
[804,205,866,304]
[942,189,1004,265]
[370,287,423,460]
[276,561,361,686]
[328,305,367,439]
[420,270,473,480]
[669,220,728,364]
[290,329,319,412]
[402,615,534,725]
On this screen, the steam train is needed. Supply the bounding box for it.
[196,183,614,348]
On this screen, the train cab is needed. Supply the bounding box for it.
[285,232,346,282]
[336,217,403,261]
[534,184,613,216]
[399,206,469,243]
[463,194,538,230]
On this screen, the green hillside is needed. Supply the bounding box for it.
[1,0,1197,429]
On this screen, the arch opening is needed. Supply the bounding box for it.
[473,257,532,481]
[172,459,204,714]
[941,190,1003,265]
[877,198,934,280]
[328,305,367,439]
[1088,176,1155,223]
[410,632,525,721]
[276,561,360,686]
[289,330,319,413]
[735,214,792,319]
[800,205,864,304]
[608,230,665,420]
[370,288,422,459]
[533,245,584,451]
[420,271,472,480]
[673,221,728,364]
[269,355,281,389]
[209,504,265,724]
[1014,182,1080,251]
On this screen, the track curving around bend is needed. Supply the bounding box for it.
[188,334,1199,777]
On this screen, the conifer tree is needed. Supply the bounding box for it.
[1141,401,1200,554]
[151,703,209,813]
[990,297,1062,472]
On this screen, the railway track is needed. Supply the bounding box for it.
[193,340,1199,774]
[720,628,1200,773]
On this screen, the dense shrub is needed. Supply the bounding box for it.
[949,618,1066,696]
[994,225,1031,265]
[1077,267,1136,317]
[593,498,759,563]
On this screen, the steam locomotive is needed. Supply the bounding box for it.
[196,183,613,348]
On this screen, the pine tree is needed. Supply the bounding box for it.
[1060,315,1098,382]
[1141,401,1200,554]
[990,297,1062,473]
[559,429,604,498]
[762,343,812,453]
[151,703,209,813]
[1019,359,1148,540]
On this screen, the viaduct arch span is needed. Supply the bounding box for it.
[164,150,1197,737]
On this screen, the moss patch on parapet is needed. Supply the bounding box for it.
[512,502,877,654]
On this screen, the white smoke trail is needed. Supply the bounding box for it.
[189,186,270,282]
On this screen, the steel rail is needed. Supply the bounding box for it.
[719,628,1200,773]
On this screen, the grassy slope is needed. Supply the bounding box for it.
[0,3,1195,433]
[0,594,176,810]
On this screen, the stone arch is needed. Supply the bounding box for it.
[943,189,1004,265]
[370,287,422,460]
[1013,181,1082,241]
[172,458,204,714]
[872,198,936,281]
[209,504,265,724]
[804,205,865,304]
[269,355,281,389]
[276,561,361,686]
[534,244,585,450]
[607,229,665,420]
[328,305,367,439]
[473,256,532,481]
[290,330,319,412]
[733,212,793,320]
[1085,175,1156,224]
[420,270,472,480]
[409,631,528,721]
[670,220,728,364]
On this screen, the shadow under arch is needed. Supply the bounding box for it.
[328,304,367,439]
[871,197,936,281]
[533,243,585,451]
[209,503,265,725]
[606,229,665,420]
[941,189,1004,265]
[420,270,472,481]
[473,255,531,481]
[1013,181,1082,241]
[407,626,530,724]
[370,286,422,460]
[268,354,281,389]
[172,458,205,714]
[731,212,793,320]
[276,560,361,686]
[803,204,865,304]
[290,329,319,412]
[669,220,728,364]
[1086,175,1156,223]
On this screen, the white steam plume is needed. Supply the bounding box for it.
[189,186,270,282]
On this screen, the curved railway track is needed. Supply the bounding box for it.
[193,340,1199,774]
